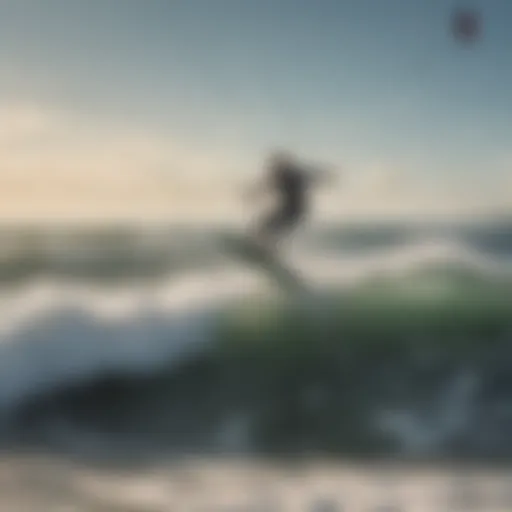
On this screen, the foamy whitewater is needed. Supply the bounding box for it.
[0,221,512,510]
[0,230,507,415]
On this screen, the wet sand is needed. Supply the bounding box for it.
[1,454,511,511]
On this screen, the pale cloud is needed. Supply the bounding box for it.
[0,102,246,220]
[0,101,509,222]
[0,103,60,146]
[0,102,236,177]
[319,161,509,220]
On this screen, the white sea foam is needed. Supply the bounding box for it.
[0,235,507,413]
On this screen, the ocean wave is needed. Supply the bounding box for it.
[0,237,509,409]
[0,236,510,459]
[0,223,509,285]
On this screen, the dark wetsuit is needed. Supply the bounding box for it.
[259,162,309,238]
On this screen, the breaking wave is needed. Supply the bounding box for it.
[0,228,511,460]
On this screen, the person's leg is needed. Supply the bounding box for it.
[276,209,304,249]
[253,207,302,253]
[248,208,281,252]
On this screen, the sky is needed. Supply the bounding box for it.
[0,0,511,220]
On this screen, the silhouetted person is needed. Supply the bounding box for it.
[248,150,335,252]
